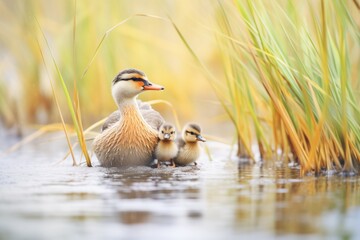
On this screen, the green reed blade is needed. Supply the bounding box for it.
[35,18,92,167]
[36,38,77,166]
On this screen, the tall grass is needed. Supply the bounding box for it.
[213,0,360,174]
[173,0,360,174]
[35,5,92,166]
[1,1,359,174]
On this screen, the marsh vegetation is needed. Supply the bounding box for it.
[1,0,359,174]
[0,0,360,239]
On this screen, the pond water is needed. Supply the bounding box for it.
[0,132,359,240]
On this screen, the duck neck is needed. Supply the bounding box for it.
[117,97,138,111]
[116,97,155,135]
[117,97,141,119]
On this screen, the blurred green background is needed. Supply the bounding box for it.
[0,0,228,137]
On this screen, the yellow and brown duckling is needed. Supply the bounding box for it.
[93,68,165,167]
[155,123,178,168]
[174,123,206,166]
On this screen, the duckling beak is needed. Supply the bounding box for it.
[196,135,206,142]
[143,82,165,91]
[164,133,170,140]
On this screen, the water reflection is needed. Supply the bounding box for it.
[100,166,202,227]
[0,140,359,239]
[234,160,360,238]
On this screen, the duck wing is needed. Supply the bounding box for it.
[101,110,119,132]
[101,100,164,132]
[141,108,165,130]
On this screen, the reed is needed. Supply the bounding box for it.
[36,20,92,166]
[36,35,78,166]
[172,0,360,174]
[212,0,360,174]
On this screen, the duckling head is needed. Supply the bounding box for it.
[182,123,206,143]
[158,123,177,141]
[112,68,164,106]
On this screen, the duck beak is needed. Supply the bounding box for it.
[143,82,164,91]
[196,134,206,142]
[164,133,170,140]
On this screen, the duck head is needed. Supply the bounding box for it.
[158,123,177,141]
[112,68,164,106]
[182,123,206,143]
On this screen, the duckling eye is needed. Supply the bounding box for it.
[161,131,164,134]
[186,131,196,136]
[171,131,174,134]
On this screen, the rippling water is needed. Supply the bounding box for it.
[0,132,359,240]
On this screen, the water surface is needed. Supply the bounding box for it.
[0,133,359,239]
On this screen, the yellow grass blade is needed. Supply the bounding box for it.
[36,38,78,166]
[35,18,92,167]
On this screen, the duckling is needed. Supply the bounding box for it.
[174,123,206,166]
[155,123,178,168]
[93,68,165,167]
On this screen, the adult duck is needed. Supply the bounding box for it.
[93,68,164,167]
